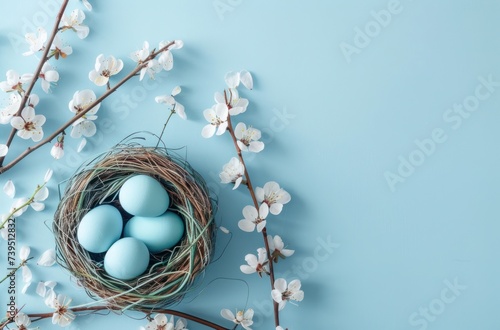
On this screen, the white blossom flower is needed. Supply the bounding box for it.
[202,103,229,138]
[50,35,73,60]
[0,70,33,93]
[68,90,100,138]
[3,179,15,198]
[276,327,285,330]
[155,86,186,120]
[81,0,92,11]
[158,40,174,71]
[46,294,75,327]
[20,246,32,293]
[238,203,269,233]
[221,308,254,330]
[40,62,59,93]
[0,144,8,157]
[240,248,269,277]
[13,312,36,330]
[10,106,46,142]
[219,157,244,189]
[234,122,264,152]
[130,41,161,81]
[214,88,248,115]
[51,134,65,159]
[60,9,89,39]
[0,93,22,124]
[267,235,294,262]
[256,181,291,215]
[23,27,47,56]
[271,278,304,310]
[225,70,253,90]
[37,248,56,266]
[89,54,124,86]
[144,314,187,330]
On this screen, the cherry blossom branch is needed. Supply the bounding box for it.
[0,42,176,175]
[225,113,281,327]
[0,306,229,330]
[0,0,70,167]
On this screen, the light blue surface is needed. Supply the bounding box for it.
[1,0,500,329]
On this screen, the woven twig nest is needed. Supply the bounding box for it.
[53,140,216,309]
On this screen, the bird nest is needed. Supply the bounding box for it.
[53,141,216,310]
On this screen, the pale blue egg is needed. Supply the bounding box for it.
[77,205,123,253]
[119,175,170,217]
[123,211,185,253]
[104,237,150,280]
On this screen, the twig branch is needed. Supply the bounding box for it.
[225,103,281,327]
[0,306,229,330]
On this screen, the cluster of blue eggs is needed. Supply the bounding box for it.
[76,175,185,280]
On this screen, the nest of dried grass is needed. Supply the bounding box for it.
[53,140,216,310]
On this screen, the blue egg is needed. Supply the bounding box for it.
[119,175,170,217]
[104,237,150,280]
[77,205,123,253]
[123,211,185,253]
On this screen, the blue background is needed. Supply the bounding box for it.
[1,0,500,329]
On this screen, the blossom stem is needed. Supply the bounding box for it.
[0,42,176,175]
[0,257,33,284]
[155,107,175,148]
[0,182,47,230]
[0,0,70,167]
[0,306,229,330]
[225,110,281,327]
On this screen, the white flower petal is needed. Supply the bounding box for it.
[271,289,283,303]
[240,70,253,90]
[240,265,256,274]
[3,180,15,198]
[44,168,53,182]
[274,278,287,293]
[0,144,8,157]
[36,281,47,297]
[225,71,240,88]
[220,226,230,234]
[220,309,235,321]
[22,265,32,283]
[244,253,258,268]
[238,219,255,232]
[34,186,49,201]
[37,248,56,266]
[270,203,284,215]
[77,138,87,153]
[201,124,216,138]
[20,245,30,260]
[30,202,45,211]
[171,85,181,96]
